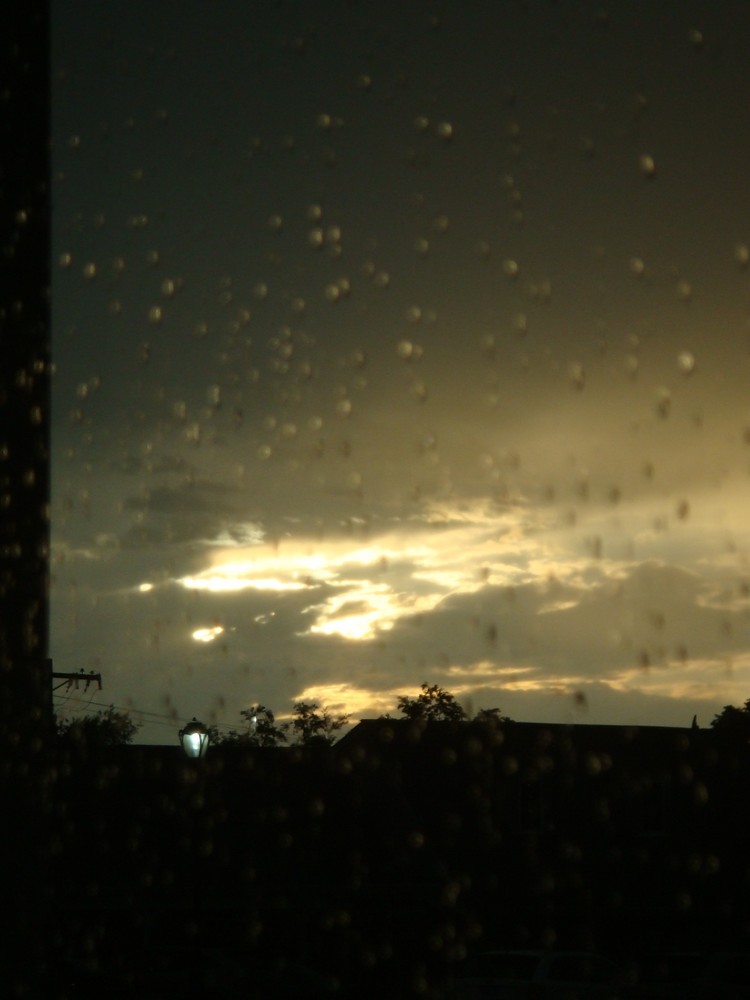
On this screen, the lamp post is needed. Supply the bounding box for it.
[177,718,210,985]
[179,717,210,758]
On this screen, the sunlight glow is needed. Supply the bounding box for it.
[192,625,225,642]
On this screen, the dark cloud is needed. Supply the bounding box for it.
[51,1,750,741]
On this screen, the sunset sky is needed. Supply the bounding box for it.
[51,1,750,743]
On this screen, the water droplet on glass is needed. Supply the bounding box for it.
[148,305,163,324]
[638,153,656,178]
[677,351,695,375]
[59,252,72,268]
[414,115,430,131]
[308,228,324,249]
[414,237,430,256]
[257,444,272,460]
[161,278,176,298]
[568,362,585,390]
[412,379,428,402]
[655,388,671,418]
[677,279,692,301]
[373,271,390,289]
[254,282,269,300]
[436,121,453,141]
[324,283,341,302]
[268,214,283,232]
[82,262,96,280]
[735,243,749,268]
[336,398,353,418]
[406,306,422,324]
[629,257,646,277]
[503,259,519,278]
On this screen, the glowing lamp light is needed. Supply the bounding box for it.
[179,717,210,758]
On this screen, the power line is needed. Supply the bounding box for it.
[52,693,245,734]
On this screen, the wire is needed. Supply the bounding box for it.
[53,692,246,734]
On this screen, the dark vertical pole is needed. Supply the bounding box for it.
[0,0,52,992]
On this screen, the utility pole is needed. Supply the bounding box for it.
[51,667,103,693]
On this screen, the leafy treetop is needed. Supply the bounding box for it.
[56,706,140,747]
[711,699,750,740]
[396,684,468,723]
[289,700,350,746]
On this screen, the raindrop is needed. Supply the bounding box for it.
[436,121,453,141]
[82,262,97,280]
[629,257,646,277]
[677,351,695,375]
[59,252,72,268]
[397,340,415,359]
[638,153,656,178]
[655,388,671,419]
[308,228,324,249]
[412,379,428,402]
[148,305,163,324]
[502,259,519,278]
[161,278,176,298]
[568,362,585,390]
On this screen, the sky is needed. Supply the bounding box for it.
[50,0,750,744]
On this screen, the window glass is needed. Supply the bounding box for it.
[52,2,750,742]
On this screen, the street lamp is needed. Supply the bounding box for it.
[179,717,210,758]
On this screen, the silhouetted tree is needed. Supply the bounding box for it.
[473,706,509,725]
[290,700,350,746]
[210,705,289,746]
[396,683,467,722]
[711,699,750,741]
[240,704,289,745]
[56,705,140,747]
